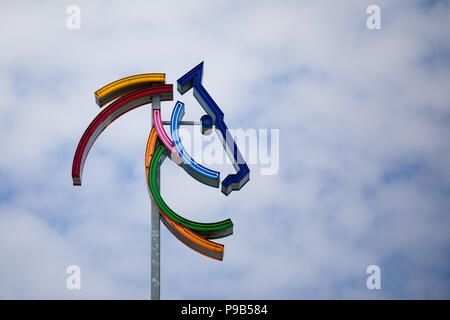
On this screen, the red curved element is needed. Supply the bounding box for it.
[72,84,173,186]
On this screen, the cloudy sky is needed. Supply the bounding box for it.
[0,0,449,299]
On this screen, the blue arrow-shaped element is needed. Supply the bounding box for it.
[177,62,250,195]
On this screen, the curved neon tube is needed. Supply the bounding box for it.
[152,108,180,159]
[72,84,173,185]
[148,144,233,239]
[94,73,166,107]
[145,129,225,260]
[159,210,224,260]
[170,101,220,188]
[145,126,158,171]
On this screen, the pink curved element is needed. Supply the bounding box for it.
[153,108,180,158]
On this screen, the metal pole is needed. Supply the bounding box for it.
[151,96,161,300]
[162,120,201,125]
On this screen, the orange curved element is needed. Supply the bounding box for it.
[160,211,224,260]
[145,126,158,173]
[145,126,225,260]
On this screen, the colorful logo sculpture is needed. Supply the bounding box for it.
[72,63,250,261]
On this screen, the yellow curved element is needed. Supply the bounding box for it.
[95,73,166,107]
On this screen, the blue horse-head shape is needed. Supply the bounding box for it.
[176,62,250,196]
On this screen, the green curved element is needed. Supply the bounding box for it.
[148,145,233,239]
